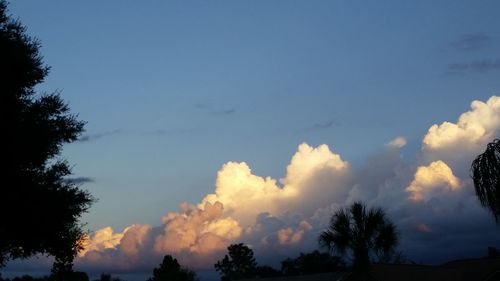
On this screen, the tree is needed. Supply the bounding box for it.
[147,255,198,281]
[0,0,93,269]
[319,202,398,274]
[253,266,281,278]
[281,250,345,276]
[93,274,123,281]
[471,139,500,223]
[214,243,257,281]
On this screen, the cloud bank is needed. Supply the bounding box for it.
[76,96,500,272]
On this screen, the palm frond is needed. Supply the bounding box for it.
[471,139,500,222]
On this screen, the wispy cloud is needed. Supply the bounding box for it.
[209,109,235,115]
[63,176,95,185]
[451,33,492,52]
[144,128,197,136]
[299,120,339,133]
[78,129,121,142]
[194,101,235,116]
[447,58,500,74]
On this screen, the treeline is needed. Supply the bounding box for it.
[214,244,345,281]
[0,248,345,281]
[0,273,120,281]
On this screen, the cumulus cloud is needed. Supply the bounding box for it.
[75,96,500,272]
[80,227,127,256]
[154,201,241,255]
[421,96,500,175]
[423,96,500,151]
[200,143,351,225]
[77,143,352,269]
[406,161,461,202]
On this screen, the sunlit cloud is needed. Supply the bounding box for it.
[154,201,241,255]
[277,220,312,245]
[80,227,127,257]
[423,96,500,152]
[200,143,350,226]
[76,96,500,271]
[406,160,461,202]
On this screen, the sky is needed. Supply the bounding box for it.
[4,1,500,280]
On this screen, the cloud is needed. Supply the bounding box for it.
[210,109,235,115]
[194,101,235,116]
[406,161,461,202]
[447,58,500,74]
[277,220,312,245]
[299,120,340,133]
[416,223,432,233]
[387,136,407,148]
[144,128,195,136]
[421,96,500,174]
[154,201,241,256]
[75,96,500,273]
[77,143,351,269]
[200,143,351,225]
[451,33,492,52]
[78,129,121,142]
[120,224,153,256]
[62,176,95,185]
[80,227,127,257]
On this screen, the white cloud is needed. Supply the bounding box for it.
[421,96,500,176]
[80,226,127,257]
[201,143,351,226]
[406,160,461,202]
[423,96,500,150]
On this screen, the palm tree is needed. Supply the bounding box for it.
[319,201,398,274]
[471,139,500,223]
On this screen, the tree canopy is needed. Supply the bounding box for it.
[471,139,500,223]
[0,0,93,271]
[281,250,345,276]
[319,201,398,273]
[214,243,258,281]
[147,255,197,281]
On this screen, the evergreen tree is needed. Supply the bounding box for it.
[0,0,93,269]
[214,243,257,281]
[148,255,197,281]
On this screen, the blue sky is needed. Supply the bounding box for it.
[5,1,500,279]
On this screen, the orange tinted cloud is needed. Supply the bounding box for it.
[406,160,460,202]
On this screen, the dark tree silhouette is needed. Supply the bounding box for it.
[253,266,281,278]
[92,274,122,281]
[0,0,93,270]
[214,243,257,281]
[147,255,198,281]
[471,139,500,222]
[319,202,398,274]
[281,250,345,276]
